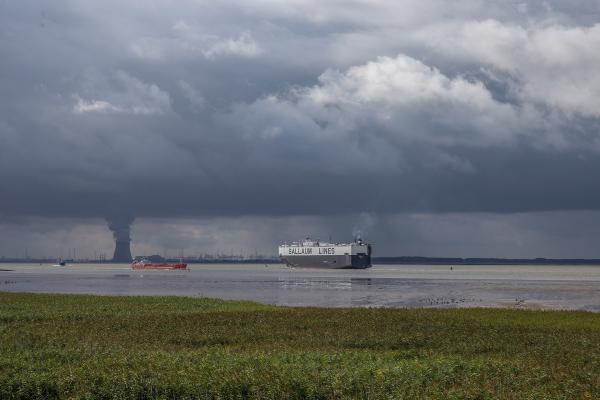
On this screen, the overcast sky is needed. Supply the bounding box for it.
[2,0,600,258]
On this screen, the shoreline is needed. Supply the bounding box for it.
[3,263,600,311]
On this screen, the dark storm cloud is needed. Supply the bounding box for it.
[1,0,600,222]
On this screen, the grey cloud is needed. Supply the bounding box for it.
[1,1,600,256]
[4,212,600,258]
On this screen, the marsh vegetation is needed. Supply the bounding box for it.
[1,292,599,399]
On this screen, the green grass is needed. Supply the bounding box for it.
[1,292,599,399]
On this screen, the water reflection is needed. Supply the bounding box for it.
[279,279,353,290]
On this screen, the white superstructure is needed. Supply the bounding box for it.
[278,238,372,269]
[279,239,369,256]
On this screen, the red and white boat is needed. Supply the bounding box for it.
[131,258,188,270]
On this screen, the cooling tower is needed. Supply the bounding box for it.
[107,215,134,263]
[113,239,132,262]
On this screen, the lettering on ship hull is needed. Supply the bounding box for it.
[279,240,372,269]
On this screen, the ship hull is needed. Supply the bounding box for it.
[280,254,371,269]
[131,263,188,270]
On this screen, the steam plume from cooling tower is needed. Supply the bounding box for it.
[106,214,134,262]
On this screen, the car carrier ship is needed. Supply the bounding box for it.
[279,238,372,269]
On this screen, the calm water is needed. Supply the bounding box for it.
[2,263,600,310]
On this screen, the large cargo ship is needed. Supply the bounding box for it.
[279,238,372,269]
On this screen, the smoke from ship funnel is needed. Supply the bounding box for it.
[352,212,377,241]
[106,215,134,262]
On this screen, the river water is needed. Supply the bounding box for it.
[1,263,600,311]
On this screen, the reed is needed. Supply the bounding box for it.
[1,292,599,399]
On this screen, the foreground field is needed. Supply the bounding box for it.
[1,292,599,399]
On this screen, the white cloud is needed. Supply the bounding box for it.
[306,55,493,107]
[417,20,600,117]
[72,71,172,115]
[231,54,523,151]
[201,32,263,59]
[74,98,125,114]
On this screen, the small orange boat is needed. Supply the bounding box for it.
[131,258,188,270]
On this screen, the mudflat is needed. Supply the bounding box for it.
[2,263,600,310]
